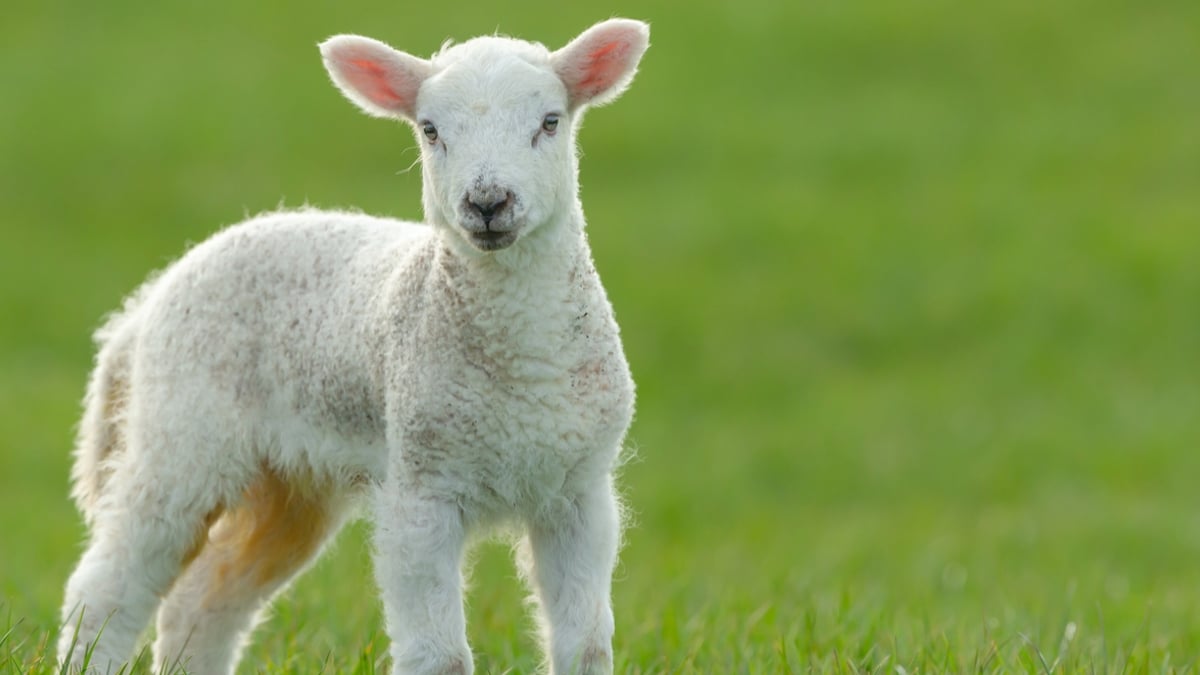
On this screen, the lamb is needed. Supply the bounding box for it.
[56,18,649,675]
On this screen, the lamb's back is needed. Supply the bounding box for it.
[121,209,431,441]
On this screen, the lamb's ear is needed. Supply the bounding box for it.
[320,35,432,121]
[552,19,650,111]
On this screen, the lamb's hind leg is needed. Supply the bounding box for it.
[153,467,349,675]
[57,457,230,673]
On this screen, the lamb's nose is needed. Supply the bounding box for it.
[468,193,512,226]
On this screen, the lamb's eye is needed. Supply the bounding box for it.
[422,122,438,142]
[541,114,559,134]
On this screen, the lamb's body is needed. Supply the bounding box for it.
[80,213,408,510]
[82,211,629,520]
[59,19,649,675]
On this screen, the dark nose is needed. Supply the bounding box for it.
[467,192,512,227]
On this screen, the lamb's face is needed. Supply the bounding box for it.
[414,48,573,251]
[321,20,649,253]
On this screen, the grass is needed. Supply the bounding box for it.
[2,0,1199,672]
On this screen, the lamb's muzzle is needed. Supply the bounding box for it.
[466,190,513,226]
[461,187,518,250]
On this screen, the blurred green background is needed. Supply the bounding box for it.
[2,0,1199,671]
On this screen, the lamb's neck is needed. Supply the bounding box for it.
[436,212,600,376]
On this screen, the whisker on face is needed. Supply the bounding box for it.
[396,145,422,175]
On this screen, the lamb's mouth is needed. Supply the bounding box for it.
[468,229,518,251]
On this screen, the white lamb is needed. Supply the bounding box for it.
[57,18,649,675]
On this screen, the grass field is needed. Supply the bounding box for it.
[2,0,1199,672]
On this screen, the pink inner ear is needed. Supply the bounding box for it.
[345,58,403,107]
[576,41,632,94]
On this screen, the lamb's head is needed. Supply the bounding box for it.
[321,19,649,253]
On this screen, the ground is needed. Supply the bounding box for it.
[2,0,1199,672]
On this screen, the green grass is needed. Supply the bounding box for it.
[2,0,1199,672]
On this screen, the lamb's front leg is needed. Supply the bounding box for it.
[373,484,472,675]
[522,478,621,675]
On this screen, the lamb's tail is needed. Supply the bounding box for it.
[70,280,157,525]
